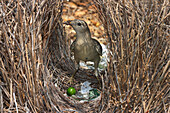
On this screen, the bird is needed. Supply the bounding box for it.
[64,19,102,84]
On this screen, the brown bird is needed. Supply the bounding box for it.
[64,19,102,84]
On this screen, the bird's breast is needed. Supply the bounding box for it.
[74,42,98,62]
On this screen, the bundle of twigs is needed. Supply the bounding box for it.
[0,0,74,112]
[94,0,169,112]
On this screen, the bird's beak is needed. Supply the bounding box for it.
[63,20,72,25]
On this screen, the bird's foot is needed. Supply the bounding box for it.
[67,77,74,84]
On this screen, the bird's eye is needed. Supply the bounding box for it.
[77,23,81,26]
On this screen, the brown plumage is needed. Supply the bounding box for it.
[64,19,102,84]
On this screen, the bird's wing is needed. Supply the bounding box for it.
[92,39,102,56]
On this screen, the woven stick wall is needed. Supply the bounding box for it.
[0,0,74,112]
[94,0,169,112]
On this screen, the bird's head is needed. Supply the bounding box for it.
[63,19,90,33]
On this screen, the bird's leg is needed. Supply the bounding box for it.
[94,67,101,87]
[94,68,99,80]
[67,61,80,84]
[94,59,101,87]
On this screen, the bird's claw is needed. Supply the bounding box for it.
[67,77,74,84]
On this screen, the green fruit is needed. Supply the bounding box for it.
[67,87,76,96]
